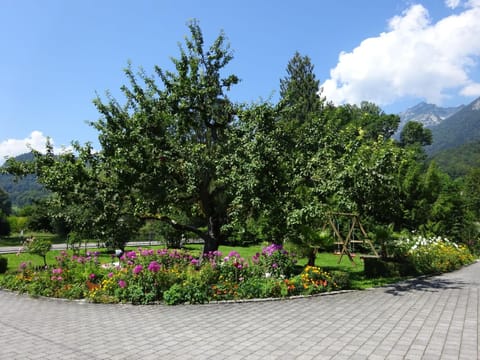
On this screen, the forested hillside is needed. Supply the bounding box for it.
[0,153,48,208]
[427,97,480,155]
[429,141,480,178]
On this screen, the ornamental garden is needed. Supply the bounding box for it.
[0,235,474,305]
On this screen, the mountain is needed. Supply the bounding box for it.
[426,97,480,155]
[0,153,49,208]
[398,102,464,130]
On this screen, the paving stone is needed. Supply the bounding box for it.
[2,261,480,359]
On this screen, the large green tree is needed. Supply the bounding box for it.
[399,121,432,148]
[90,21,241,253]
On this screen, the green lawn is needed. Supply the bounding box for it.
[0,232,66,247]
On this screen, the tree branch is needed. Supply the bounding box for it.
[140,214,209,242]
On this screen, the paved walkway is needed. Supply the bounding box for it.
[0,241,168,254]
[0,262,479,360]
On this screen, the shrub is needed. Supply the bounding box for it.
[0,257,7,274]
[252,243,297,278]
[363,257,416,278]
[395,235,474,275]
[21,237,52,267]
[163,280,209,305]
[295,266,338,295]
[7,216,28,234]
[330,270,351,289]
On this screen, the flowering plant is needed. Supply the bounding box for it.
[394,235,474,274]
[0,244,341,305]
[252,243,296,278]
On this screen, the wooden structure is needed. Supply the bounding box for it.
[325,212,378,265]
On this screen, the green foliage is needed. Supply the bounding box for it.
[427,99,480,155]
[88,20,243,253]
[393,235,474,274]
[370,224,394,258]
[24,199,54,232]
[0,187,12,216]
[363,257,416,278]
[1,21,477,256]
[0,159,49,209]
[0,212,11,236]
[6,216,28,234]
[0,244,339,305]
[22,237,52,266]
[253,244,297,278]
[400,121,432,147]
[430,141,480,178]
[0,257,7,274]
[330,270,351,289]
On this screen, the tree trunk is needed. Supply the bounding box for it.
[307,247,317,267]
[202,215,221,254]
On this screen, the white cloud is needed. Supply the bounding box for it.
[445,0,461,9]
[320,2,480,106]
[0,131,71,166]
[461,83,480,96]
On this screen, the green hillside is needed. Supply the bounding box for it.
[427,97,480,155]
[430,140,480,178]
[0,153,49,208]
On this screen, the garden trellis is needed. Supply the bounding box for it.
[325,213,378,265]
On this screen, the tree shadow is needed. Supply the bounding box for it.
[383,276,466,296]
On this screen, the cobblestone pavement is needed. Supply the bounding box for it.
[1,261,479,359]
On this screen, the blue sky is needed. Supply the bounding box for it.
[1,0,480,163]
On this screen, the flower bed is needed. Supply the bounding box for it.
[388,235,475,275]
[0,244,349,305]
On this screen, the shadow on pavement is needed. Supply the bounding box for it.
[383,276,465,296]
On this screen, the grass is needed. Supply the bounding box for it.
[0,232,66,247]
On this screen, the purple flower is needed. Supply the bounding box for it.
[89,273,96,280]
[108,272,114,278]
[147,261,161,273]
[19,262,28,270]
[126,251,137,260]
[133,264,143,275]
[118,280,126,288]
[157,249,168,256]
[262,243,284,257]
[228,251,240,258]
[272,263,278,268]
[190,258,200,266]
[141,249,154,257]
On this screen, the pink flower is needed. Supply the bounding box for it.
[108,272,114,278]
[147,261,161,273]
[191,258,200,266]
[89,273,96,280]
[133,264,143,275]
[118,280,126,288]
[126,251,137,260]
